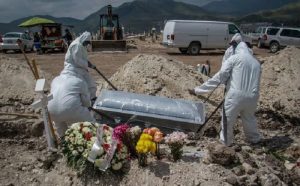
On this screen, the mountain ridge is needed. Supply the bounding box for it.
[202,0,299,16]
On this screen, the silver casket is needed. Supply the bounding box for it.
[93,90,205,132]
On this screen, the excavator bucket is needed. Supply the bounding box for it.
[91,40,127,52]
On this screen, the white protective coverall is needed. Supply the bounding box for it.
[48,32,96,137]
[194,42,261,146]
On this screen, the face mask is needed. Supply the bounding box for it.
[231,41,238,54]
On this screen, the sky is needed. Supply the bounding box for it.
[0,0,220,23]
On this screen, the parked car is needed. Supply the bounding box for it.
[259,27,300,53]
[162,20,252,55]
[256,27,280,49]
[0,32,34,53]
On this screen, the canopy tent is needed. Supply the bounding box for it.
[18,17,55,27]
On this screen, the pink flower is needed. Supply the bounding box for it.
[164,132,187,145]
[113,124,130,142]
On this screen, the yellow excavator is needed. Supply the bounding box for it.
[91,5,127,51]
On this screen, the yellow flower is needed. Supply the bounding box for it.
[136,133,156,154]
[140,133,152,141]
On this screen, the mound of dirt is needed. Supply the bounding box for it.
[101,54,224,109]
[0,55,36,105]
[0,54,50,137]
[259,46,300,119]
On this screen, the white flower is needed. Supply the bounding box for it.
[64,136,69,142]
[72,150,79,156]
[106,136,112,143]
[82,127,91,133]
[112,162,122,170]
[70,123,81,130]
[68,145,72,150]
[83,122,92,127]
[120,153,127,160]
[75,138,84,145]
[78,146,84,152]
[91,137,97,142]
[83,151,88,158]
[130,126,141,136]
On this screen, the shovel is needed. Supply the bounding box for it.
[88,61,118,91]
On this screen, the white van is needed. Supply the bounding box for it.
[162,20,251,55]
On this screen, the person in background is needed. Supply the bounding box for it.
[48,31,96,137]
[190,42,261,146]
[33,32,41,54]
[63,29,73,47]
[198,60,211,76]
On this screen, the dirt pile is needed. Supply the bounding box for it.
[259,46,300,119]
[101,54,224,110]
[0,55,36,105]
[0,54,49,137]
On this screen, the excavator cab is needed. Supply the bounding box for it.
[100,13,122,40]
[92,5,126,51]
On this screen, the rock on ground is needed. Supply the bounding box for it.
[207,142,236,166]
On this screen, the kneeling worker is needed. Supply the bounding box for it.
[48,31,97,137]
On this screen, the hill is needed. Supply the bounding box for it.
[203,0,298,16]
[238,2,300,26]
[78,0,217,33]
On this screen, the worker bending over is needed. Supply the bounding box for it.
[48,31,97,137]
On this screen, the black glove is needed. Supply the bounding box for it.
[188,89,196,96]
[91,97,97,106]
[88,61,96,69]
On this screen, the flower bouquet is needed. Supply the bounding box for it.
[88,124,130,171]
[164,132,187,161]
[62,122,129,172]
[124,125,142,158]
[62,122,98,172]
[143,127,163,159]
[135,133,156,166]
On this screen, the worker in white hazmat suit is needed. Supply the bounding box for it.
[48,31,97,137]
[191,42,261,146]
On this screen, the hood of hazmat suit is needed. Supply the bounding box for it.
[222,33,243,63]
[194,42,261,146]
[194,33,244,93]
[48,31,96,137]
[62,31,96,98]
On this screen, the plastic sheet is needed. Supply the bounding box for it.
[88,124,117,171]
[93,90,205,132]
